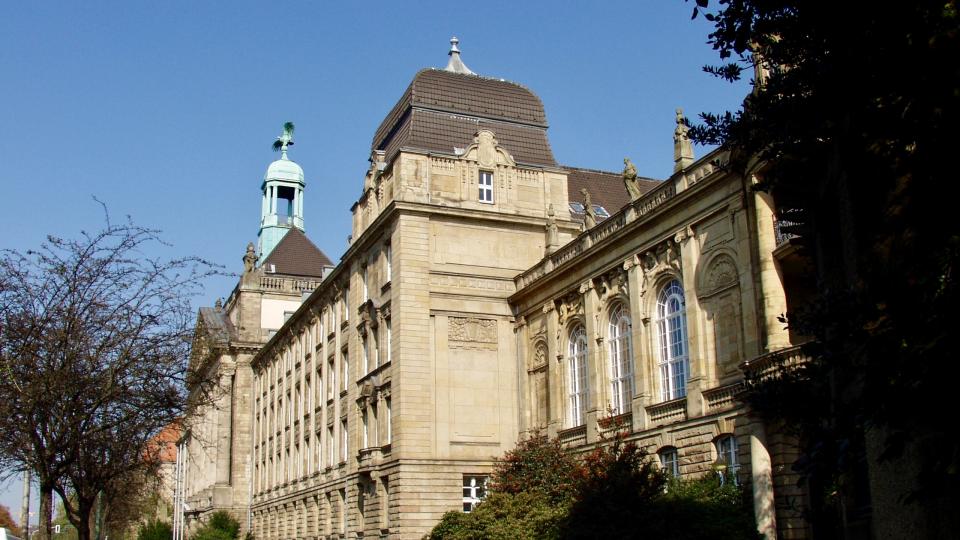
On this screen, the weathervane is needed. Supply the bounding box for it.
[272,121,295,157]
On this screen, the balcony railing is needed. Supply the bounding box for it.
[774,218,801,246]
[740,343,812,384]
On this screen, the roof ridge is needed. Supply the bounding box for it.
[418,67,537,94]
[562,164,662,183]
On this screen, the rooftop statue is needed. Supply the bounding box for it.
[580,188,597,229]
[243,242,258,273]
[623,157,642,201]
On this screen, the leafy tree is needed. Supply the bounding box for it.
[0,210,219,540]
[688,0,960,536]
[0,504,22,537]
[560,431,667,538]
[489,431,578,503]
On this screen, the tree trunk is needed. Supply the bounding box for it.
[68,498,94,540]
[36,482,53,540]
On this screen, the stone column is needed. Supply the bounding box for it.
[752,184,791,350]
[675,229,705,419]
[581,280,601,443]
[625,256,652,431]
[514,317,529,433]
[749,421,777,539]
[542,302,561,438]
[215,369,235,485]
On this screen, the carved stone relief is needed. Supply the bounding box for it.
[555,290,584,328]
[448,317,498,350]
[529,341,549,372]
[702,254,739,296]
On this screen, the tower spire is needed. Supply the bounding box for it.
[260,122,306,260]
[444,37,475,75]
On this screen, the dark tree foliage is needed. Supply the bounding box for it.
[0,211,219,540]
[689,0,960,535]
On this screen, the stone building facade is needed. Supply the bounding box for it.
[182,40,811,540]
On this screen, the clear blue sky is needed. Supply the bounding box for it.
[0,1,748,521]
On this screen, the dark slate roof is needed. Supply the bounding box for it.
[199,307,235,345]
[564,166,661,221]
[373,69,556,167]
[261,228,333,278]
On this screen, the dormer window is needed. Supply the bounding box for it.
[479,171,494,204]
[569,202,585,214]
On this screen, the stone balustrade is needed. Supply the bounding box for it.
[646,397,688,425]
[702,382,743,413]
[259,275,322,293]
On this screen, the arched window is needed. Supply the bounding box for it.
[608,304,634,414]
[716,435,740,485]
[656,279,689,401]
[567,324,589,427]
[658,447,680,478]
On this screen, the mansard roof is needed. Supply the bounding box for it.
[372,69,556,167]
[564,166,661,221]
[260,228,333,278]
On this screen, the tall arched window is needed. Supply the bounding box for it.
[608,304,634,414]
[716,435,740,485]
[656,279,689,401]
[567,324,589,427]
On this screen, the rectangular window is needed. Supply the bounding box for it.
[362,408,369,448]
[385,397,392,444]
[340,418,348,463]
[327,356,335,399]
[478,171,494,203]
[371,402,378,448]
[362,334,369,374]
[362,264,368,302]
[316,430,322,469]
[373,327,380,370]
[341,348,349,391]
[385,243,392,283]
[327,426,334,468]
[385,318,392,364]
[462,476,488,512]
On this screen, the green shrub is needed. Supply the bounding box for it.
[190,528,234,540]
[427,431,762,540]
[137,519,172,540]
[191,510,241,540]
